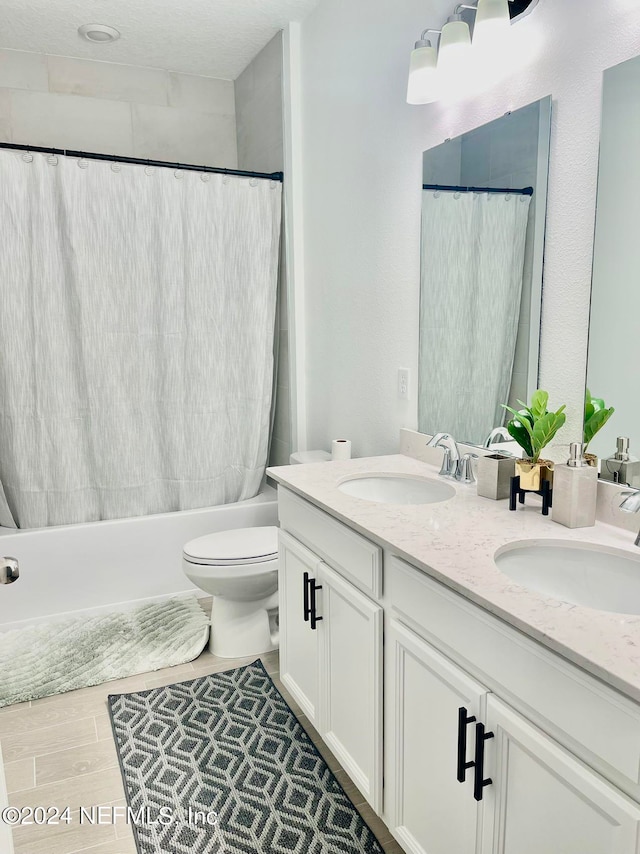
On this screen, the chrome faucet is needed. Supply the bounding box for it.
[456,452,478,484]
[483,427,510,448]
[619,490,640,547]
[427,433,460,479]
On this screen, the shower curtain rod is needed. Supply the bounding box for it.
[0,141,284,182]
[423,183,533,196]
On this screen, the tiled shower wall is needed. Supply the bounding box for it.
[235,33,291,467]
[0,48,237,165]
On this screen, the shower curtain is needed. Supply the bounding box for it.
[0,150,282,528]
[418,190,531,445]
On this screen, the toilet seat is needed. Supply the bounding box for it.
[183,526,278,567]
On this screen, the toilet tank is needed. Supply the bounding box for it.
[289,450,331,465]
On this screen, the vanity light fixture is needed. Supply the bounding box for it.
[473,0,511,49]
[407,0,538,104]
[437,14,472,82]
[407,35,440,104]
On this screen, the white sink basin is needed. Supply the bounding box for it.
[495,541,640,614]
[337,473,455,505]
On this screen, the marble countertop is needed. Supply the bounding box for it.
[267,454,640,703]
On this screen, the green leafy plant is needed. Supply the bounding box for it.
[584,389,614,453]
[502,390,567,463]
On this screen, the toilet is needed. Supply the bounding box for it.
[183,451,331,658]
[183,526,279,658]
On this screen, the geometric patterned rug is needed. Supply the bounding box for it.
[108,660,385,854]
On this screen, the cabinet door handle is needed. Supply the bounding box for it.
[309,581,323,630]
[473,721,494,802]
[303,571,311,622]
[457,706,477,783]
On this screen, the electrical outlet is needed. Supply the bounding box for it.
[398,368,409,400]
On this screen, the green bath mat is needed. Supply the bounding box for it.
[0,597,209,707]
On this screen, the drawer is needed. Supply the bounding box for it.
[388,554,640,800]
[278,487,382,599]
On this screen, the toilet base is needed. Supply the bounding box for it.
[209,591,279,659]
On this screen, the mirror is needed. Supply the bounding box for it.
[587,55,640,487]
[417,97,552,449]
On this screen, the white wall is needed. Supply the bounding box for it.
[296,0,640,459]
[0,49,237,166]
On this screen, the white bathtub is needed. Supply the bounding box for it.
[0,486,278,632]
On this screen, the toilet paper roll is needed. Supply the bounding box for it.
[332,439,352,461]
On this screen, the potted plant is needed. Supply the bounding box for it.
[502,390,567,491]
[583,389,614,466]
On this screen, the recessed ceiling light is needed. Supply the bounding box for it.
[78,24,121,44]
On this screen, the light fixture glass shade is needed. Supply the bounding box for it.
[406,43,439,104]
[438,18,472,83]
[473,0,510,49]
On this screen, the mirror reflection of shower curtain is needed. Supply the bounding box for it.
[418,190,531,445]
[0,151,282,528]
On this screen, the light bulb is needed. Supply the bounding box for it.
[470,0,513,90]
[473,0,511,50]
[438,16,472,89]
[407,41,439,105]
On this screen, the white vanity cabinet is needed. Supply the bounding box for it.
[387,620,486,854]
[480,696,640,854]
[277,490,384,812]
[387,554,640,854]
[317,562,383,811]
[275,484,640,854]
[388,617,640,854]
[278,530,322,723]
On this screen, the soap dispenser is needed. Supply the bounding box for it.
[551,443,597,529]
[600,437,640,488]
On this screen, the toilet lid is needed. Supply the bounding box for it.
[183,526,278,566]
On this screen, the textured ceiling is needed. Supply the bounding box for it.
[0,0,320,79]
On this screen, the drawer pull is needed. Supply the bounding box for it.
[310,580,323,630]
[303,571,311,622]
[457,706,477,783]
[473,722,494,801]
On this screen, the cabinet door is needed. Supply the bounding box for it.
[387,619,487,854]
[317,562,383,813]
[278,531,322,725]
[480,695,640,854]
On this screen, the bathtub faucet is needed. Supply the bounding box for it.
[0,556,19,584]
